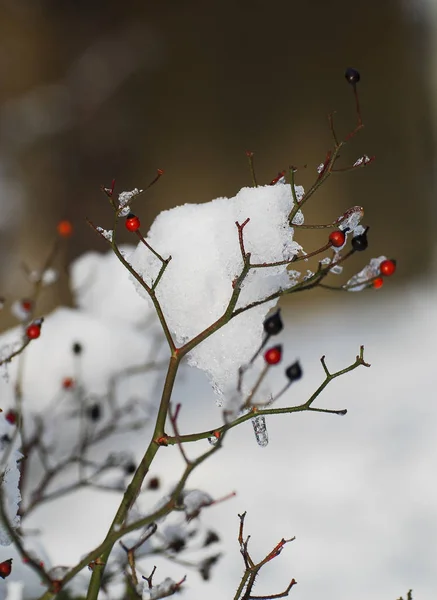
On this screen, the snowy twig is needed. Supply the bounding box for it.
[233,512,296,600]
[288,98,365,226]
[164,347,369,446]
[47,424,226,600]
[0,338,31,367]
[0,485,52,587]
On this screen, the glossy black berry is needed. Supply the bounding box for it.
[351,227,369,252]
[263,310,283,336]
[87,403,101,421]
[72,342,83,355]
[124,462,136,475]
[285,361,303,383]
[345,68,360,85]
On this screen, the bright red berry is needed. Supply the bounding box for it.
[0,559,12,579]
[264,345,282,365]
[26,323,41,340]
[379,259,396,277]
[373,277,384,289]
[57,220,73,238]
[329,230,346,248]
[5,409,17,425]
[125,214,140,232]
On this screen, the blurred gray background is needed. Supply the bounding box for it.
[0,0,434,321]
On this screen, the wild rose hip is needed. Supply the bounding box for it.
[379,259,396,277]
[57,220,73,237]
[264,345,282,365]
[329,230,346,248]
[5,409,17,425]
[0,559,12,579]
[62,377,74,389]
[125,214,140,232]
[373,277,384,289]
[26,323,41,339]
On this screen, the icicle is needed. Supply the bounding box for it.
[251,415,269,447]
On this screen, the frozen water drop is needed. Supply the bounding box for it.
[251,415,269,447]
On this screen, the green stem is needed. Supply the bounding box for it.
[85,354,180,600]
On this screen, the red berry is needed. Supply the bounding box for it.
[21,299,32,312]
[264,345,282,365]
[373,277,384,289]
[125,214,140,232]
[379,259,396,277]
[26,323,41,339]
[147,476,160,490]
[5,409,17,425]
[62,377,74,389]
[329,230,346,248]
[0,559,12,579]
[57,220,73,238]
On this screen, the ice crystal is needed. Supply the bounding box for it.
[345,256,387,291]
[142,577,182,599]
[118,188,142,207]
[96,227,113,242]
[353,155,372,167]
[252,415,269,447]
[337,206,364,233]
[182,490,213,519]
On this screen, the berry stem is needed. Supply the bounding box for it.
[245,151,258,187]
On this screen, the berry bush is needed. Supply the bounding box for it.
[0,71,408,600]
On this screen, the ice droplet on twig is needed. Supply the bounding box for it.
[251,415,269,447]
[336,206,364,232]
[345,256,387,291]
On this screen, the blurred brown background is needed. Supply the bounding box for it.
[0,0,434,325]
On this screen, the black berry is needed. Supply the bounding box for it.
[124,462,136,475]
[72,342,83,355]
[263,310,283,336]
[87,403,101,421]
[168,537,186,553]
[285,361,303,382]
[345,68,360,85]
[351,227,369,252]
